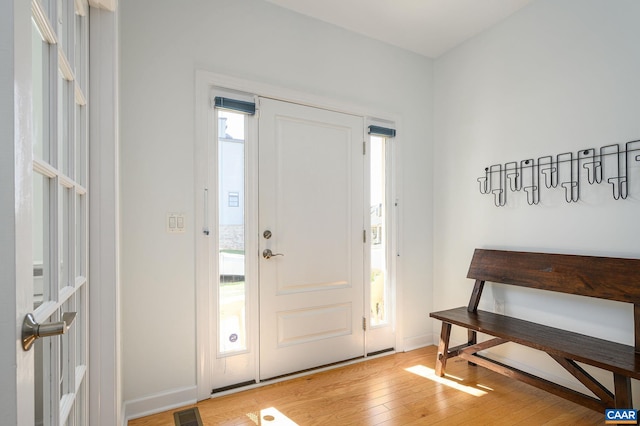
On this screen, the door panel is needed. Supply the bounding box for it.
[259,98,365,380]
[277,303,353,346]
[28,1,89,424]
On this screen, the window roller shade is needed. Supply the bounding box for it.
[368,125,396,138]
[214,97,256,115]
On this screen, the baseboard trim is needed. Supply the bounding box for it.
[403,333,434,352]
[123,385,197,424]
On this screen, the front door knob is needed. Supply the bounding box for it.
[263,249,284,259]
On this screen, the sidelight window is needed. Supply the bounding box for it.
[217,110,248,354]
[370,135,388,326]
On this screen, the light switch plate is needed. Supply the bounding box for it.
[167,213,186,234]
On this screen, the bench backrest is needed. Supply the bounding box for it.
[467,249,640,304]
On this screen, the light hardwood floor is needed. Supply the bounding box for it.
[128,346,603,425]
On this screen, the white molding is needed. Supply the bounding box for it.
[58,50,75,81]
[75,0,88,16]
[402,333,434,352]
[59,174,75,189]
[195,71,400,124]
[75,84,87,106]
[33,301,57,324]
[33,159,58,178]
[31,0,57,45]
[59,393,76,425]
[391,118,404,353]
[88,0,116,12]
[123,386,197,423]
[75,275,87,288]
[89,6,121,426]
[75,184,87,196]
[194,73,214,401]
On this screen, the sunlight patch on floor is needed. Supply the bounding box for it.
[405,365,489,397]
[247,407,299,425]
[477,383,494,391]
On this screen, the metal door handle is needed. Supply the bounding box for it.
[22,312,77,351]
[263,249,284,259]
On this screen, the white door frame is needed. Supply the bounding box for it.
[195,70,403,401]
[88,6,122,426]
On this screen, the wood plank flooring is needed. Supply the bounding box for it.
[128,346,604,425]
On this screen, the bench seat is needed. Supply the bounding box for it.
[431,307,640,380]
[429,249,640,412]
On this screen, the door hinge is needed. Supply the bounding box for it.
[363,141,366,155]
[362,317,367,331]
[363,229,366,243]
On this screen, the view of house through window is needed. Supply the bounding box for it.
[370,135,388,326]
[218,110,247,353]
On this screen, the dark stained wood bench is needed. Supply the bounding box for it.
[429,249,640,411]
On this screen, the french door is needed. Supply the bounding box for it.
[2,0,89,424]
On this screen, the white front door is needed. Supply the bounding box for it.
[258,98,365,380]
[197,80,398,396]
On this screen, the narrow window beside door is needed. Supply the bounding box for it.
[370,135,388,327]
[218,110,248,354]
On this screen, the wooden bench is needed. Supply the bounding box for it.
[429,249,640,411]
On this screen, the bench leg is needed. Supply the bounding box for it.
[435,322,452,377]
[614,373,632,408]
[467,330,477,367]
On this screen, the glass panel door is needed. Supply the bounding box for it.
[31,1,89,424]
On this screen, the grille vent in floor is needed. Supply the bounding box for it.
[173,407,203,426]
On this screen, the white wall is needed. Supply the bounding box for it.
[434,0,640,403]
[119,0,433,413]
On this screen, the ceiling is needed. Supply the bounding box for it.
[264,0,534,58]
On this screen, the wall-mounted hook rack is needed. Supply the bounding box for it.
[538,155,557,189]
[489,164,506,207]
[601,144,626,200]
[626,140,640,198]
[478,167,489,194]
[477,139,640,206]
[580,148,601,185]
[557,152,579,203]
[520,159,538,205]
[505,161,520,192]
